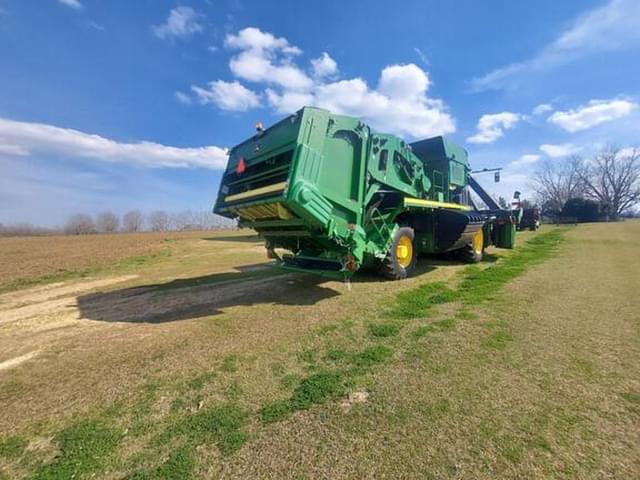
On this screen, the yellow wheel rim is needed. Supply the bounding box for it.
[472,229,484,255]
[396,235,413,268]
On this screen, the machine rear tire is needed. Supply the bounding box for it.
[459,228,484,263]
[381,227,417,280]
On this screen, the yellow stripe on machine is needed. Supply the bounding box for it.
[224,181,287,203]
[233,202,293,221]
[404,197,471,211]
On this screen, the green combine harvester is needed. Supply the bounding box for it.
[214,107,517,279]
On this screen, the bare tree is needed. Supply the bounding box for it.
[96,211,120,233]
[122,209,144,233]
[531,156,585,213]
[170,210,196,231]
[578,147,640,220]
[0,223,60,236]
[167,210,234,231]
[497,196,509,209]
[148,210,170,232]
[65,213,96,235]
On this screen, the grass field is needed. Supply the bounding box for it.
[0,230,251,293]
[0,222,639,479]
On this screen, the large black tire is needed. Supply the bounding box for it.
[459,228,484,263]
[381,227,417,280]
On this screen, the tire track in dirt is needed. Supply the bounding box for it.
[0,272,297,368]
[0,276,139,364]
[0,351,40,372]
[0,275,139,311]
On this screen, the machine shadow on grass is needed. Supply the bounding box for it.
[76,265,340,324]
[75,251,458,324]
[202,234,262,243]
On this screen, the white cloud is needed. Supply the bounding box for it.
[539,143,580,158]
[58,0,82,9]
[268,64,455,139]
[153,6,203,40]
[265,89,314,115]
[0,141,29,156]
[225,27,301,54]
[0,118,227,169]
[224,27,311,91]
[510,154,541,167]
[532,103,553,115]
[466,112,521,144]
[471,0,640,91]
[378,64,430,101]
[194,27,455,139]
[311,52,338,79]
[547,98,636,132]
[174,91,192,105]
[192,80,260,111]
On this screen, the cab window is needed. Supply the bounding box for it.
[378,149,388,171]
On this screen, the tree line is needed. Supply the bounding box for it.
[531,146,640,221]
[0,210,236,236]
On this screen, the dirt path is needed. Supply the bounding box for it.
[0,276,139,363]
[0,270,298,367]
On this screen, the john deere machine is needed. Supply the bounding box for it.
[214,107,517,279]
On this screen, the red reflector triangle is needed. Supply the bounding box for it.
[236,157,246,175]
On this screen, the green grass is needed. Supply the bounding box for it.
[389,281,457,319]
[0,436,27,459]
[220,355,239,373]
[326,349,349,361]
[127,444,196,480]
[128,382,160,436]
[422,399,451,419]
[187,371,216,390]
[289,371,349,410]
[620,392,640,413]
[483,329,514,350]
[261,370,348,423]
[261,345,393,423]
[433,318,456,331]
[260,400,295,424]
[457,229,564,305]
[389,229,565,319]
[33,420,122,480]
[156,402,249,457]
[297,349,318,365]
[0,248,173,294]
[280,373,302,389]
[411,325,434,338]
[621,391,640,405]
[350,345,393,367]
[368,322,403,338]
[258,231,566,431]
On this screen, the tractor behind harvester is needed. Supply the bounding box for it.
[214,107,518,279]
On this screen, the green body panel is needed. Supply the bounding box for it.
[494,222,517,249]
[214,106,514,275]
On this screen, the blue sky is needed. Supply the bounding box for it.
[0,0,638,225]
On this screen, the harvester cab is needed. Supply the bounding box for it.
[214,106,518,280]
